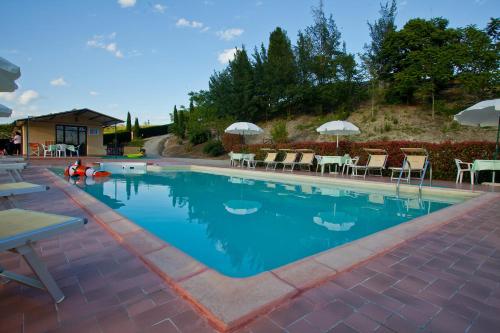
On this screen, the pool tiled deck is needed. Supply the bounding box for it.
[1,163,500,332]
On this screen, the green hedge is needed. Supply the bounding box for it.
[228,140,497,181]
[103,124,170,145]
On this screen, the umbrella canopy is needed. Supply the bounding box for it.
[224,200,262,215]
[316,120,360,148]
[0,104,12,118]
[312,211,356,231]
[0,57,21,93]
[454,99,500,159]
[225,122,263,136]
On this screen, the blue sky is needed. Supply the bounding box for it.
[0,0,497,125]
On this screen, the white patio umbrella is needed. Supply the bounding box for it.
[0,104,12,118]
[223,200,262,215]
[225,122,263,139]
[0,57,21,93]
[316,120,360,148]
[454,99,500,159]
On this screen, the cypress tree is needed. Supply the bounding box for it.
[133,117,140,139]
[126,112,132,132]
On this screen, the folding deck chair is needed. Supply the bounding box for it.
[389,148,430,183]
[0,182,49,197]
[351,149,388,178]
[295,150,315,171]
[280,150,299,172]
[0,209,87,303]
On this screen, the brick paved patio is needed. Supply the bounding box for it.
[1,166,499,332]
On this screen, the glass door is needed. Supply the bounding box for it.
[55,125,87,155]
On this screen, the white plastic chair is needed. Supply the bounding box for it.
[315,155,323,173]
[343,156,359,175]
[454,159,472,183]
[66,144,80,157]
[41,144,53,158]
[56,144,67,158]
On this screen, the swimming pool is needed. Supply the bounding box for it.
[63,169,462,277]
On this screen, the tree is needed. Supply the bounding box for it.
[305,0,343,85]
[361,0,397,116]
[486,17,499,43]
[178,109,186,139]
[381,18,457,117]
[126,112,132,132]
[251,44,270,121]
[456,25,499,99]
[265,27,297,117]
[229,47,256,121]
[133,117,140,139]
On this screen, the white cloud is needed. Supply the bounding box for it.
[89,91,99,96]
[50,77,67,86]
[216,28,244,41]
[153,4,166,13]
[0,92,17,102]
[176,18,204,29]
[218,48,237,64]
[118,0,136,8]
[87,33,124,58]
[18,90,39,105]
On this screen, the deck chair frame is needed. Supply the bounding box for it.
[280,151,299,172]
[0,182,49,197]
[0,209,87,303]
[389,148,429,183]
[295,151,315,172]
[351,149,388,178]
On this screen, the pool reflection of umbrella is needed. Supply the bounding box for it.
[224,200,262,215]
[313,210,356,231]
[228,177,255,185]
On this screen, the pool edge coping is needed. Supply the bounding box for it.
[44,166,499,332]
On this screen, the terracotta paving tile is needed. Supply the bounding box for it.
[96,307,136,333]
[304,300,353,332]
[132,299,188,328]
[145,319,181,333]
[427,309,472,333]
[327,323,358,333]
[237,316,283,333]
[358,303,392,323]
[344,312,379,332]
[286,318,322,333]
[361,273,398,293]
[268,296,314,328]
[424,278,461,299]
[468,315,500,333]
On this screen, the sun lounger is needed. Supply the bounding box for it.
[0,163,27,182]
[0,209,87,303]
[295,150,315,171]
[351,149,388,178]
[280,151,299,172]
[0,182,49,197]
[390,148,429,183]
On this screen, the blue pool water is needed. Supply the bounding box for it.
[59,170,460,277]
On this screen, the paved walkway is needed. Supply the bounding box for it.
[0,167,499,332]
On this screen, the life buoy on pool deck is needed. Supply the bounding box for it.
[64,159,111,178]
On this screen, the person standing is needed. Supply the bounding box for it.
[12,131,22,155]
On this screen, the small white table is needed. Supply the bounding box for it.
[318,156,345,175]
[471,160,500,184]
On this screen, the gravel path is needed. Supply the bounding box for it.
[143,134,170,157]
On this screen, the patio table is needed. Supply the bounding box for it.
[471,159,500,184]
[230,153,253,167]
[318,155,349,175]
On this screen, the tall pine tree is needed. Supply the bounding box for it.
[133,117,140,139]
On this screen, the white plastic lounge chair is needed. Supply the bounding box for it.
[295,151,315,171]
[454,159,472,183]
[56,144,67,158]
[281,151,299,172]
[66,144,80,157]
[390,148,429,182]
[315,155,323,173]
[351,149,388,178]
[242,154,256,168]
[0,209,87,303]
[0,182,48,197]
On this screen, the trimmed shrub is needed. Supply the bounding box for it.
[203,140,225,156]
[227,140,496,181]
[103,131,131,145]
[221,133,243,152]
[139,124,170,138]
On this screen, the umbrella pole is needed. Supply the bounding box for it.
[494,115,500,160]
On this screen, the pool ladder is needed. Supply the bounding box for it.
[396,159,432,197]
